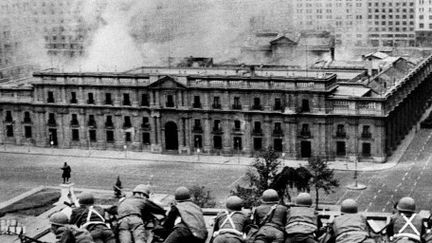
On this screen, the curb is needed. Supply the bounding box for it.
[0,186,45,210]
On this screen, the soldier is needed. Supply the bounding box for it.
[285,193,318,243]
[253,189,288,243]
[70,192,116,243]
[387,197,424,243]
[329,199,374,243]
[163,186,208,243]
[61,162,71,184]
[49,211,95,243]
[212,196,251,243]
[117,184,166,243]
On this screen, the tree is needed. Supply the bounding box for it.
[189,185,216,208]
[232,147,281,208]
[307,157,339,210]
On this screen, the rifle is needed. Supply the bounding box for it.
[19,228,51,243]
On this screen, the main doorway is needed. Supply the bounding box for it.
[165,121,178,150]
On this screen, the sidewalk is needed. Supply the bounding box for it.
[0,142,403,172]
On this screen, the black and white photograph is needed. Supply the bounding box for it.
[1,0,432,242]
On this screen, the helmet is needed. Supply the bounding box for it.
[226,196,243,211]
[78,192,94,205]
[296,193,312,207]
[261,189,279,203]
[175,186,191,201]
[50,212,69,226]
[133,184,151,197]
[341,199,358,214]
[397,197,416,213]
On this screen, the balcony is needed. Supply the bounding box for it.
[47,120,57,127]
[70,99,78,104]
[212,127,223,134]
[299,130,311,138]
[192,103,202,109]
[251,105,263,111]
[141,123,151,130]
[232,104,242,110]
[105,123,114,129]
[335,132,346,138]
[212,104,222,109]
[87,122,97,128]
[22,118,32,124]
[192,126,203,133]
[87,99,95,105]
[70,121,79,127]
[273,129,284,137]
[166,102,175,108]
[232,127,243,134]
[252,129,263,136]
[361,132,372,139]
[105,100,113,105]
[123,123,132,129]
[273,105,283,111]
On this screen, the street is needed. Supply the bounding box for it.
[1,129,432,211]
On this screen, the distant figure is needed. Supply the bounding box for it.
[61,162,71,184]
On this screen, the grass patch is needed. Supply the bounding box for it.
[0,189,60,216]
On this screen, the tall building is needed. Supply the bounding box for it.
[0,56,431,163]
[415,0,432,46]
[367,0,416,47]
[293,0,368,46]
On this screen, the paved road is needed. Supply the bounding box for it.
[2,129,432,211]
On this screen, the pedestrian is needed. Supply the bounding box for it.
[285,193,318,243]
[61,162,71,184]
[252,189,287,243]
[327,199,374,243]
[70,192,116,243]
[116,184,166,243]
[387,197,425,243]
[163,186,208,243]
[211,196,251,243]
[49,211,95,243]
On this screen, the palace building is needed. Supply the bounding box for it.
[1,56,432,163]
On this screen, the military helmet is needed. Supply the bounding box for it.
[175,186,191,201]
[133,184,151,197]
[296,193,312,207]
[261,189,279,203]
[78,192,94,205]
[341,199,358,214]
[226,196,243,211]
[49,212,69,226]
[397,197,416,213]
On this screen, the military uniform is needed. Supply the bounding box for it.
[53,225,95,243]
[387,213,424,243]
[331,213,373,243]
[285,207,317,243]
[253,199,287,243]
[213,210,251,243]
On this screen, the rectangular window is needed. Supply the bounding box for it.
[362,125,371,138]
[253,121,262,134]
[362,143,371,156]
[124,116,132,128]
[142,117,150,129]
[24,126,32,138]
[70,92,77,103]
[234,120,241,130]
[88,115,96,127]
[48,113,56,126]
[301,99,310,112]
[106,130,114,142]
[23,112,31,123]
[213,136,222,149]
[233,137,242,150]
[274,138,283,152]
[5,111,12,122]
[89,130,97,142]
[47,91,55,103]
[105,116,114,128]
[123,93,131,106]
[125,132,131,142]
[336,141,346,156]
[233,97,241,109]
[213,120,221,132]
[274,98,282,111]
[6,125,13,137]
[141,94,149,106]
[193,96,201,108]
[254,137,262,151]
[72,129,79,141]
[194,135,202,148]
[87,93,94,104]
[71,114,79,126]
[105,93,112,105]
[252,97,262,110]
[142,132,150,144]
[193,119,202,132]
[213,96,221,109]
[274,122,282,135]
[166,95,174,107]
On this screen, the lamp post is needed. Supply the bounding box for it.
[346,156,366,190]
[235,139,240,164]
[124,144,127,158]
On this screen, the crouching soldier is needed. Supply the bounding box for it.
[212,196,251,243]
[163,186,208,243]
[253,189,287,243]
[117,184,166,243]
[329,199,375,243]
[49,211,95,243]
[387,197,424,243]
[285,193,318,243]
[70,192,116,243]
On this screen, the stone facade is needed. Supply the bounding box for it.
[1,60,432,162]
